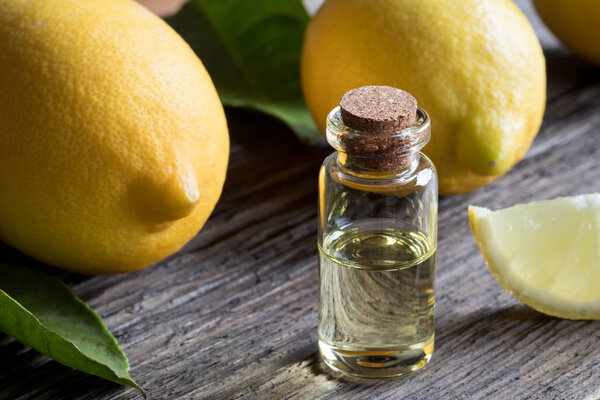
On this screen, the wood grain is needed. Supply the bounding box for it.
[1,1,599,399]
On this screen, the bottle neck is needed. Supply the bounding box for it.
[335,149,421,179]
[326,106,431,179]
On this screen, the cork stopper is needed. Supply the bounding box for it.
[340,86,417,133]
[338,86,421,171]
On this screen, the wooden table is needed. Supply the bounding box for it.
[1,1,599,399]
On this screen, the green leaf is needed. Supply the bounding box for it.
[0,263,145,398]
[167,0,323,143]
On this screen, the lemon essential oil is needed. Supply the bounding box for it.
[318,86,438,378]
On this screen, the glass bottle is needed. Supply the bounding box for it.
[318,86,438,378]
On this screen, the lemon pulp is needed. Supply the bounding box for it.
[469,194,600,319]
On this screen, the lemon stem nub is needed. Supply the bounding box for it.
[133,165,200,223]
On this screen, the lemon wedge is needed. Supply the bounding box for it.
[469,194,600,319]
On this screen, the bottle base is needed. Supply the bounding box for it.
[318,337,434,378]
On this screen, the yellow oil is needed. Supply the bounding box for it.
[318,226,435,378]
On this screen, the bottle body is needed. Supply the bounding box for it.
[318,150,438,377]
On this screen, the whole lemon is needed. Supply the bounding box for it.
[302,0,546,194]
[0,0,229,274]
[533,0,600,65]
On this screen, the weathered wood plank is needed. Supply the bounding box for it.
[1,1,600,399]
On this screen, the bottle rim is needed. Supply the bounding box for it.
[326,106,431,155]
